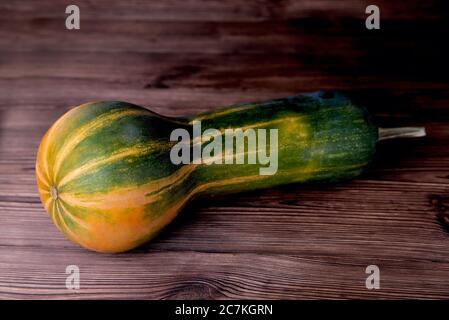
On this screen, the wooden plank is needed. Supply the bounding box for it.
[1,51,448,89]
[0,0,442,22]
[0,20,372,54]
[1,178,449,254]
[2,82,448,115]
[1,246,449,299]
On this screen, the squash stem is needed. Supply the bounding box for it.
[378,127,426,141]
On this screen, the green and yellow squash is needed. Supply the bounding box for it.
[36,91,424,253]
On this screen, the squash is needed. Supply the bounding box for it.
[35,91,425,253]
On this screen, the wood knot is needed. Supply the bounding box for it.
[430,194,449,231]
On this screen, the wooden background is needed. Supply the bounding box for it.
[1,0,449,299]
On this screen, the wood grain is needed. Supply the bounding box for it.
[1,0,449,299]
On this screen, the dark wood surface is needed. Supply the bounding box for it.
[1,0,449,299]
